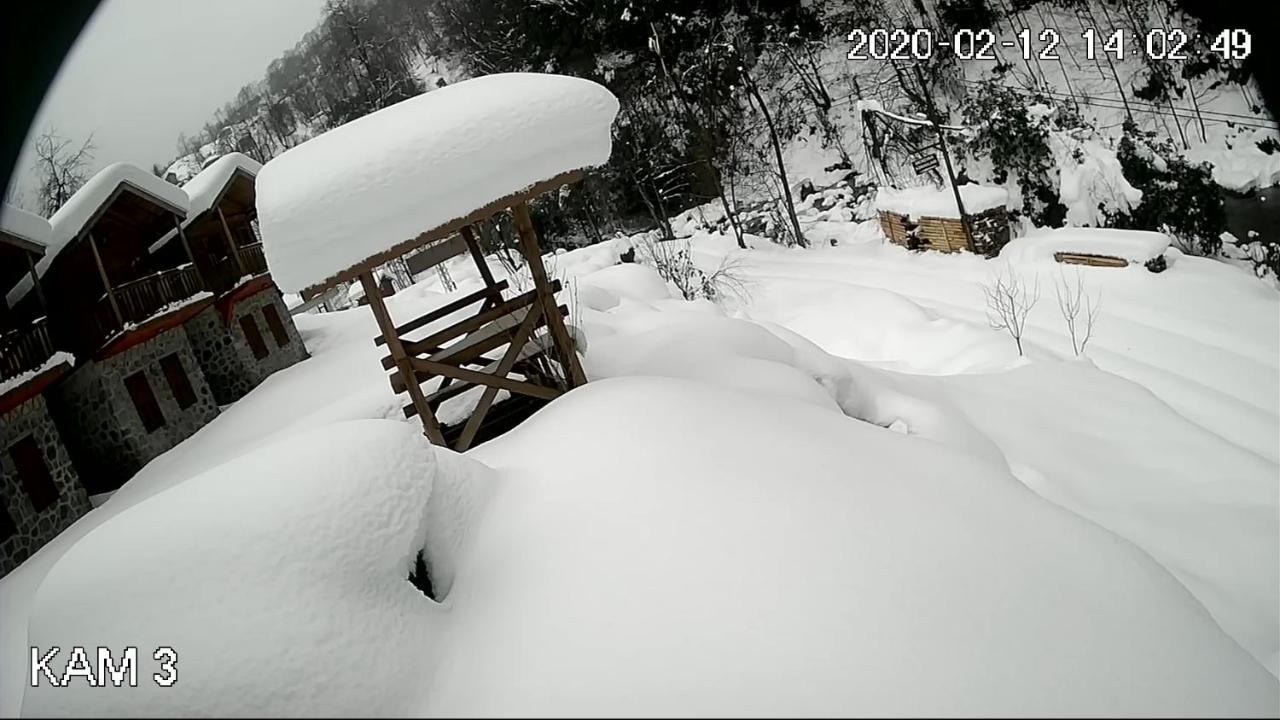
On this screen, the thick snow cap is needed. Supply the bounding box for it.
[875,184,1009,219]
[0,204,51,247]
[256,73,620,293]
[6,163,189,308]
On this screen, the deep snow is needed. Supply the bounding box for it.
[1,211,1276,715]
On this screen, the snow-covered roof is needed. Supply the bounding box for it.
[874,184,1009,220]
[6,163,190,308]
[149,153,262,254]
[0,203,51,248]
[1000,228,1172,264]
[257,72,620,292]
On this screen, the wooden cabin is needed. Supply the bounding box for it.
[147,154,308,405]
[6,165,220,493]
[0,204,91,578]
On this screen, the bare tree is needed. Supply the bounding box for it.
[983,266,1040,357]
[1054,270,1101,357]
[32,130,95,216]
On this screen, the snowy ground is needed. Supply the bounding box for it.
[2,217,1277,715]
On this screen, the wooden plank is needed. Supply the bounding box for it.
[456,301,545,450]
[374,280,509,346]
[405,235,469,277]
[218,205,247,278]
[1054,252,1129,268]
[381,283,554,367]
[418,334,554,408]
[512,202,586,388]
[426,304,533,365]
[361,271,446,444]
[410,357,562,400]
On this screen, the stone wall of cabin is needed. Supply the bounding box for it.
[46,327,219,493]
[0,394,91,577]
[184,287,309,406]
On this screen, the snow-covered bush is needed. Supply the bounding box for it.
[1114,121,1226,257]
[633,232,744,302]
[960,82,1078,227]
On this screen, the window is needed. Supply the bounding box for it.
[0,497,15,541]
[160,353,197,410]
[9,436,59,512]
[262,304,291,348]
[239,314,269,359]
[124,371,166,432]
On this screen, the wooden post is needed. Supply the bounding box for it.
[25,250,46,313]
[174,215,208,290]
[360,271,446,445]
[912,63,976,254]
[218,206,247,278]
[88,233,124,327]
[511,202,587,387]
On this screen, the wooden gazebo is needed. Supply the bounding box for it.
[257,73,619,451]
[317,175,585,451]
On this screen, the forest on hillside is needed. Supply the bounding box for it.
[34,0,1280,280]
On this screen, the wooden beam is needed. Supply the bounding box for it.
[512,202,587,388]
[25,249,46,313]
[408,357,561,400]
[460,225,500,290]
[456,300,544,451]
[217,205,247,278]
[382,283,554,368]
[360,271,446,444]
[174,215,207,291]
[374,281,508,347]
[88,232,123,328]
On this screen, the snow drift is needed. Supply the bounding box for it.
[257,72,620,292]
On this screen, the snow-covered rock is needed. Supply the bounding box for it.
[874,183,1008,219]
[1000,227,1171,264]
[257,73,620,293]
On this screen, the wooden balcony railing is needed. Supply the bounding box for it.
[0,316,56,383]
[237,242,267,278]
[90,264,206,348]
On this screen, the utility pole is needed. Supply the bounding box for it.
[911,63,976,253]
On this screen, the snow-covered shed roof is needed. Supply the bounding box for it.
[0,203,52,249]
[257,72,620,293]
[1000,228,1172,264]
[6,163,189,308]
[149,153,262,254]
[874,184,1009,220]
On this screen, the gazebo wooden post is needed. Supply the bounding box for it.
[359,271,445,444]
[88,232,124,327]
[511,202,586,388]
[25,250,47,313]
[174,215,207,290]
[218,206,247,278]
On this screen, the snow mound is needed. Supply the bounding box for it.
[23,420,494,717]
[1000,227,1171,264]
[874,183,1008,219]
[6,163,189,308]
[0,203,51,245]
[257,73,620,292]
[437,377,1278,716]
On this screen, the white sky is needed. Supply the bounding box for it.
[9,0,329,208]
